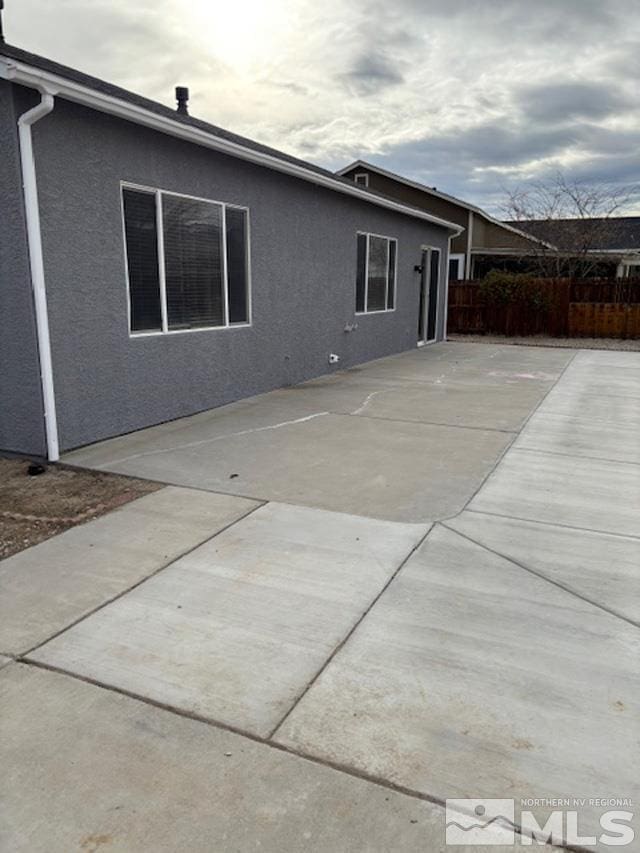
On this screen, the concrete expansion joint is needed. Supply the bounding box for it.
[439,521,640,631]
[341,409,519,435]
[513,445,640,468]
[465,507,640,542]
[12,657,583,853]
[452,350,581,517]
[15,499,268,660]
[266,522,437,741]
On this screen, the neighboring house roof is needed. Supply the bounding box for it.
[0,43,463,235]
[504,218,640,253]
[337,159,542,245]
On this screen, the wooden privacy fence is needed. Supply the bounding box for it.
[448,278,640,339]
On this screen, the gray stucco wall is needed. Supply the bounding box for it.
[0,82,46,456]
[25,93,450,452]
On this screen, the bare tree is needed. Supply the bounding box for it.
[502,171,637,278]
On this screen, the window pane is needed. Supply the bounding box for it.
[162,195,224,330]
[226,207,249,324]
[356,233,367,312]
[387,240,396,309]
[367,235,388,311]
[122,189,162,332]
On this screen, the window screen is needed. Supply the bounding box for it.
[162,196,224,330]
[355,233,397,313]
[356,233,367,313]
[122,189,162,332]
[367,236,388,311]
[122,187,250,334]
[387,240,396,309]
[225,207,249,324]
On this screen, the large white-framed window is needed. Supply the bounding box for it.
[121,183,251,336]
[356,232,397,314]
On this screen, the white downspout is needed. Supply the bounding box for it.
[443,235,452,340]
[17,89,59,460]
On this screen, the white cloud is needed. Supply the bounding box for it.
[5,0,640,213]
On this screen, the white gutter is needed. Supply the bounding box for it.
[0,58,463,237]
[17,86,59,460]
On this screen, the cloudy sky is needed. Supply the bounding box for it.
[5,0,640,214]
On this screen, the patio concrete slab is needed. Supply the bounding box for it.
[29,503,428,737]
[521,350,640,463]
[514,409,640,463]
[340,341,571,384]
[539,384,640,422]
[62,342,572,522]
[1,664,534,853]
[447,511,640,625]
[335,376,550,432]
[249,360,557,432]
[274,525,640,848]
[468,448,640,537]
[0,487,259,655]
[0,655,12,670]
[67,413,512,523]
[549,371,640,401]
[568,348,640,368]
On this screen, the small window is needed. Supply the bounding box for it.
[354,172,369,187]
[448,254,465,281]
[122,186,250,334]
[355,233,397,314]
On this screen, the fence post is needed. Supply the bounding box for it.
[553,278,571,337]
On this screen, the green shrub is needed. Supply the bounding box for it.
[479,271,551,311]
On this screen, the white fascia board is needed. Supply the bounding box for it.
[0,58,463,236]
[337,160,552,246]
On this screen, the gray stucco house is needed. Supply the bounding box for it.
[0,43,461,461]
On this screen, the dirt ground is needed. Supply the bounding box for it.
[0,459,161,560]
[447,332,640,351]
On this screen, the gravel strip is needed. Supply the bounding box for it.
[447,333,640,351]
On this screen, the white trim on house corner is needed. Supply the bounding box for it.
[337,160,554,248]
[120,181,252,337]
[17,88,60,461]
[355,231,398,316]
[0,57,463,237]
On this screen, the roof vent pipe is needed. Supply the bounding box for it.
[175,86,189,115]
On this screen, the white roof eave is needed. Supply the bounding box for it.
[0,58,464,236]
